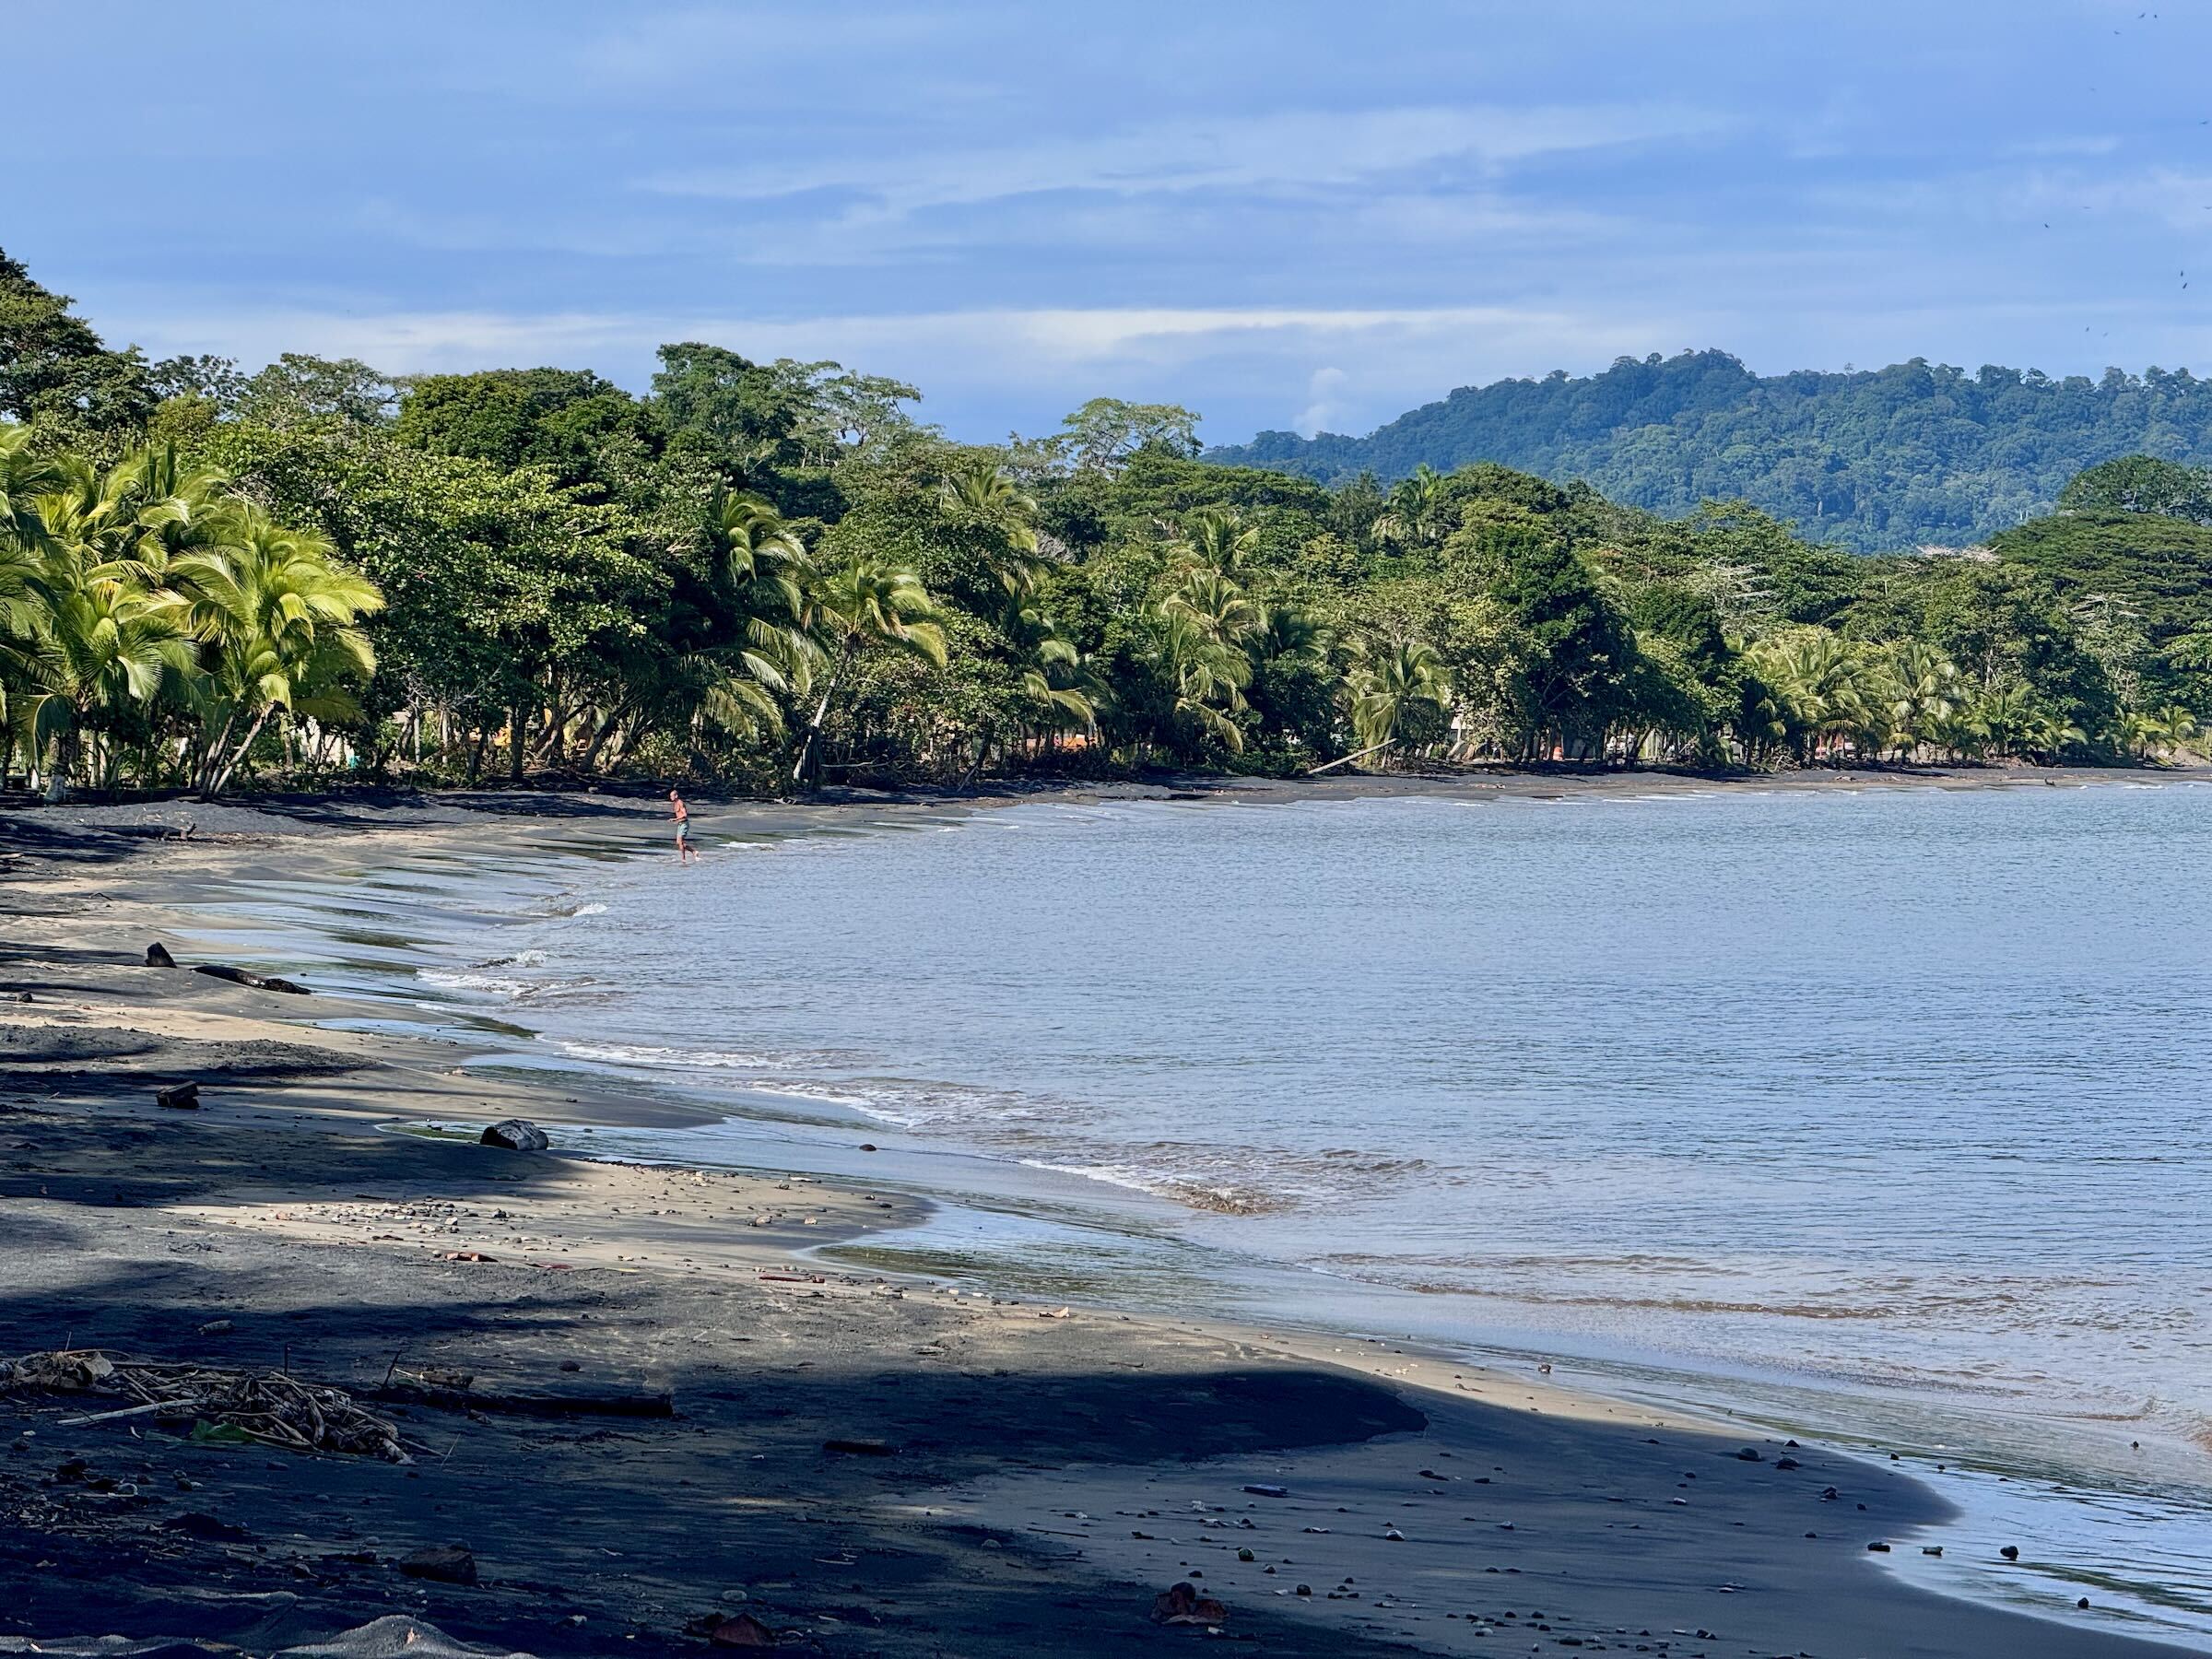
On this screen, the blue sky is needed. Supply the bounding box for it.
[13,1,2212,444]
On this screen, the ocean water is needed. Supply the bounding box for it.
[171,782,2212,1640]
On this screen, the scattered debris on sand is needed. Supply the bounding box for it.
[2,1349,413,1462]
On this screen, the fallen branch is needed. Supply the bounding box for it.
[58,1398,200,1428]
[1306,739,1397,777]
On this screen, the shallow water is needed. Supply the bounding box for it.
[171,782,2212,1641]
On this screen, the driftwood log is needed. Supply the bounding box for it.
[371,1379,674,1418]
[194,963,312,995]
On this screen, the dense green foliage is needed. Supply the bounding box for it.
[5,248,2208,796]
[1212,349,2212,552]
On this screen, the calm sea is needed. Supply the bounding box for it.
[174,781,2212,1640]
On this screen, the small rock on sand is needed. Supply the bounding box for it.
[156,1082,200,1111]
[706,1613,777,1648]
[146,942,177,968]
[1150,1582,1228,1626]
[479,1119,549,1152]
[397,1543,478,1584]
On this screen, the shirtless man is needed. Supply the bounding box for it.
[669,789,696,862]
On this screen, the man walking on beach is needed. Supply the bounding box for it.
[669,789,696,862]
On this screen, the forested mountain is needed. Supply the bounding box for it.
[1211,351,2212,552]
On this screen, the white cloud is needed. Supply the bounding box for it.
[1296,367,1350,436]
[641,102,1724,215]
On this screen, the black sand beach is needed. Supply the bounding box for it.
[3,774,2202,1658]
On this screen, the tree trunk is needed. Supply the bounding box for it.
[508,700,527,782]
[204,705,276,800]
[791,642,854,788]
[578,703,630,774]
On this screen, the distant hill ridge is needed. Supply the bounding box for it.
[1207,349,2212,553]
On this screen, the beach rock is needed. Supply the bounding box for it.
[1150,1582,1228,1626]
[1735,1447,1762,1461]
[1242,1483,1288,1498]
[2078,1596,2091,1609]
[168,1511,251,1541]
[197,1318,232,1335]
[1775,1456,1800,1470]
[1866,1541,1891,1552]
[156,1082,201,1111]
[146,942,177,968]
[704,1613,777,1648]
[823,1438,897,1456]
[2000,1545,2020,1561]
[479,1119,549,1152]
[397,1543,478,1585]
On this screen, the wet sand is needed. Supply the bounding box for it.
[2,776,2203,1657]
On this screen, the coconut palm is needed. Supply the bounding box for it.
[1371,465,1450,552]
[2123,703,2201,762]
[1971,682,2036,759]
[997,593,1098,737]
[1152,609,1252,754]
[12,535,194,793]
[1346,638,1452,759]
[657,488,816,749]
[790,556,946,785]
[941,460,1045,594]
[940,460,1038,530]
[1885,640,1962,759]
[110,443,235,579]
[1159,567,1265,648]
[167,504,383,797]
[1169,506,1258,575]
[1751,629,1873,762]
[2019,709,2087,763]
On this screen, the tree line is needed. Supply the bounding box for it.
[2,249,2207,797]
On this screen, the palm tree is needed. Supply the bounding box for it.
[168,505,383,797]
[790,556,946,785]
[110,443,234,579]
[1159,567,1265,647]
[1169,506,1258,575]
[1346,639,1452,760]
[2124,703,2201,763]
[941,460,1044,594]
[1751,629,1872,762]
[1371,465,1450,552]
[698,487,813,732]
[1885,640,1961,759]
[1152,610,1252,754]
[12,531,194,794]
[940,460,1038,528]
[0,428,60,741]
[2019,709,2087,763]
[997,593,1098,738]
[1971,682,2035,759]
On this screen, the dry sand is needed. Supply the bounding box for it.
[1,776,2202,1657]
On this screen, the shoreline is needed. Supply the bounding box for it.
[3,782,2206,1657]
